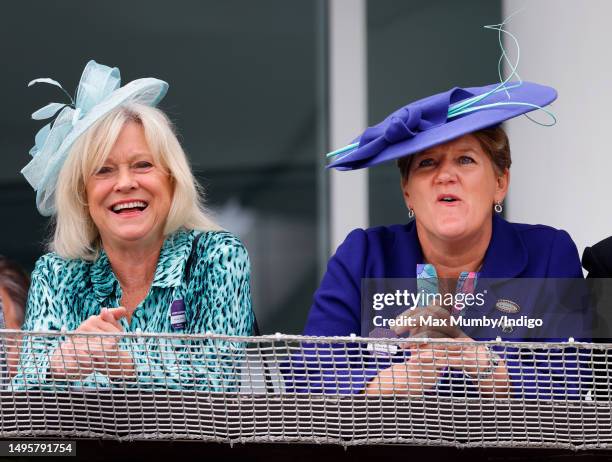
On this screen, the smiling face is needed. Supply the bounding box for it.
[85,121,173,251]
[402,133,509,244]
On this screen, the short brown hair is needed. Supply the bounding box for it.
[397,125,511,179]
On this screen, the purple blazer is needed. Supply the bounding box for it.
[304,214,583,338]
[296,215,588,397]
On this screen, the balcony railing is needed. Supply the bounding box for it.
[0,331,608,449]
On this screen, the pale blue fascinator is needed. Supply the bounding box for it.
[22,60,168,216]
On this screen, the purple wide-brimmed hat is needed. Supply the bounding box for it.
[327,81,556,171]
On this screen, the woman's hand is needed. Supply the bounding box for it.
[392,304,468,339]
[365,337,510,397]
[365,343,453,395]
[408,338,510,396]
[49,307,135,381]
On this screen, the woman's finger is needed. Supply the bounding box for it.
[404,305,469,338]
[100,308,124,330]
[75,315,105,332]
[108,306,128,321]
[408,340,492,372]
[401,336,457,350]
[77,315,122,333]
[407,342,484,371]
[400,341,424,350]
[391,308,416,336]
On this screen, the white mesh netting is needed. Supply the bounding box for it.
[0,331,609,449]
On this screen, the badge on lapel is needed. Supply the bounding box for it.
[495,299,520,334]
[495,299,520,314]
[170,299,186,330]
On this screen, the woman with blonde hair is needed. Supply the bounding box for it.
[15,60,254,389]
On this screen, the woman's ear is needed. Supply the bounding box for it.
[400,176,411,208]
[494,168,510,203]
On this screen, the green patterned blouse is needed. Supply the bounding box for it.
[13,229,254,391]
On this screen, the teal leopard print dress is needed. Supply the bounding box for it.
[13,229,254,391]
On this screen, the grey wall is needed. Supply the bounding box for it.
[504,0,612,260]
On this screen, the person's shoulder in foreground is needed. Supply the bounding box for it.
[583,235,612,278]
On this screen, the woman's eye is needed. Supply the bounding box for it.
[133,161,153,170]
[417,158,435,168]
[95,166,113,175]
[458,155,475,165]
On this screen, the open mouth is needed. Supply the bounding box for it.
[111,201,149,214]
[437,194,461,204]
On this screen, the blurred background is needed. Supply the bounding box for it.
[1,0,606,333]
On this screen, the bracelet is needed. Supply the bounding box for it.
[464,345,501,382]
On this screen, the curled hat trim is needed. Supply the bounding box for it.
[327,14,558,171]
[21,60,168,216]
[326,81,557,171]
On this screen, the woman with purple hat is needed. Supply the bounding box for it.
[13,61,254,390]
[300,80,589,397]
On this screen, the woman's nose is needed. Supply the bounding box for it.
[114,167,138,191]
[434,160,457,184]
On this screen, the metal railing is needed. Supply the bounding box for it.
[0,331,609,449]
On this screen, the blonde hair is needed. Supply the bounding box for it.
[53,103,221,260]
